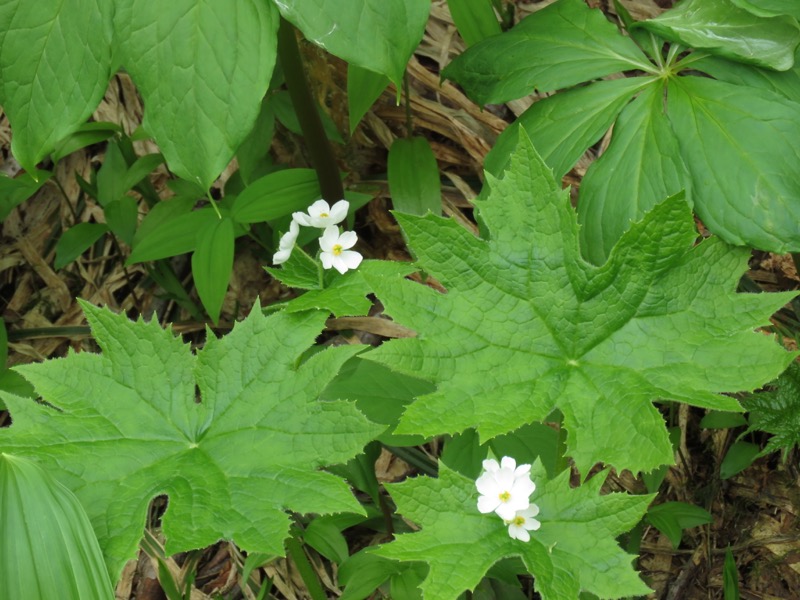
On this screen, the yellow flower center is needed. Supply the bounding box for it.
[498,491,511,503]
[332,244,343,256]
[512,515,525,526]
[320,212,329,217]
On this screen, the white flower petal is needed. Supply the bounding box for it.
[272,248,292,265]
[477,495,500,514]
[337,230,358,249]
[475,473,496,495]
[500,456,516,471]
[320,252,335,270]
[495,503,519,521]
[329,199,349,223]
[482,459,500,473]
[319,226,340,251]
[292,212,313,227]
[339,250,363,270]
[508,524,530,542]
[332,256,350,275]
[514,464,531,477]
[308,199,331,215]
[525,517,541,532]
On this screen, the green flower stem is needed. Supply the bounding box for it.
[277,18,344,202]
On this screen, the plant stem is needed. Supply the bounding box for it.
[403,71,413,138]
[277,18,344,202]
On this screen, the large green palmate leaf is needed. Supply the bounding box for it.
[638,0,800,71]
[442,0,651,105]
[693,53,800,102]
[0,0,113,173]
[363,132,796,474]
[114,0,280,189]
[375,462,652,599]
[578,81,691,265]
[274,0,430,87]
[667,76,800,253]
[0,303,382,581]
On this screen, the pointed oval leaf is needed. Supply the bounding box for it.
[55,223,110,269]
[348,64,390,134]
[114,0,280,189]
[446,0,502,46]
[638,0,800,70]
[667,76,800,252]
[442,0,651,104]
[275,0,430,87]
[0,453,114,599]
[388,137,442,216]
[128,206,218,264]
[231,168,321,224]
[192,217,235,324]
[0,0,113,171]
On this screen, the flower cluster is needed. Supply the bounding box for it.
[476,456,541,542]
[272,199,363,274]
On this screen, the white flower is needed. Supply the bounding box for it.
[272,220,300,265]
[293,199,349,228]
[505,505,541,542]
[475,456,536,521]
[319,226,362,274]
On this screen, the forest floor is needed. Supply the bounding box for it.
[1,0,799,598]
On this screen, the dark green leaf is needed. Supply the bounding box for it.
[122,153,164,192]
[270,91,343,144]
[232,168,321,224]
[348,64,389,134]
[339,550,398,600]
[730,0,800,19]
[388,137,442,216]
[0,170,51,221]
[441,430,487,479]
[104,196,139,246]
[748,362,800,458]
[55,223,110,269]
[321,354,433,446]
[720,441,761,479]
[191,217,235,324]
[128,207,219,264]
[646,502,713,548]
[446,0,501,46]
[724,546,740,600]
[638,0,800,70]
[51,122,122,163]
[236,97,276,185]
[276,0,430,87]
[489,423,566,480]
[443,0,651,104]
[304,518,350,564]
[265,246,321,290]
[667,76,800,253]
[578,83,690,264]
[699,411,748,429]
[693,54,800,102]
[485,76,650,180]
[96,142,129,206]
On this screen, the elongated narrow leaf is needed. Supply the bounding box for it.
[114,0,279,189]
[231,168,321,224]
[376,462,652,599]
[388,137,442,216]
[128,206,219,264]
[0,304,381,580]
[485,76,651,179]
[275,0,430,87]
[578,82,691,264]
[638,0,800,71]
[0,0,113,172]
[0,454,114,600]
[446,0,501,46]
[348,64,390,134]
[694,54,800,102]
[443,0,651,104]
[364,131,796,474]
[52,122,122,163]
[55,223,110,269]
[192,217,235,324]
[646,502,713,548]
[730,0,800,19]
[667,76,800,252]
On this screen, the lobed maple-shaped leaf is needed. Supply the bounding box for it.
[363,132,797,474]
[375,461,652,599]
[0,303,382,580]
